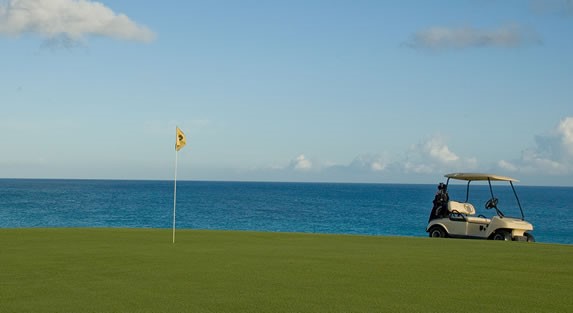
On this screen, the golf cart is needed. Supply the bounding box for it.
[426,173,534,242]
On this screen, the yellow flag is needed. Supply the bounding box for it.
[175,127,186,151]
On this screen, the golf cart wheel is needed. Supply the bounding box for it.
[492,230,512,241]
[428,226,447,238]
[525,233,535,242]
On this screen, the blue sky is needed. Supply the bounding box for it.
[1,0,572,185]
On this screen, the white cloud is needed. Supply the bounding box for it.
[403,136,478,174]
[420,137,460,163]
[498,117,573,175]
[0,0,155,43]
[406,24,541,50]
[277,137,476,179]
[290,154,312,171]
[558,116,573,156]
[349,155,388,172]
[249,120,573,183]
[315,136,476,177]
[370,161,385,171]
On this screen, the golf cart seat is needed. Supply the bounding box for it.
[448,201,476,215]
[448,201,491,224]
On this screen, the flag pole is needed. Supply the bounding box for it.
[172,126,186,244]
[172,135,179,244]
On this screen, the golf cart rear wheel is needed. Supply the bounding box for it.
[492,230,512,241]
[428,226,447,238]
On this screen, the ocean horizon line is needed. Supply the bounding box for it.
[1,177,571,188]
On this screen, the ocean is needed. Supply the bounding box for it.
[0,179,571,245]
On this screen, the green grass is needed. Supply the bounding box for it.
[1,228,572,312]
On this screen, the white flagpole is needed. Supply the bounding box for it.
[172,140,178,244]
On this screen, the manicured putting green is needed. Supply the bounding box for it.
[1,228,571,312]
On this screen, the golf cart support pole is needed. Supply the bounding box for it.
[465,180,471,203]
[487,178,495,198]
[510,181,525,220]
[445,177,472,203]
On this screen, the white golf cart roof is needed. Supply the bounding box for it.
[445,173,519,182]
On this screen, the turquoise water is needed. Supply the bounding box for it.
[0,179,571,244]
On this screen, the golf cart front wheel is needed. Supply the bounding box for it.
[525,233,535,242]
[491,230,512,241]
[428,226,447,238]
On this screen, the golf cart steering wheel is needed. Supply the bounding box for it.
[485,198,505,218]
[485,198,498,210]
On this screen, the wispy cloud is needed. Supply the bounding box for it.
[498,117,573,175]
[0,0,155,43]
[405,24,541,50]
